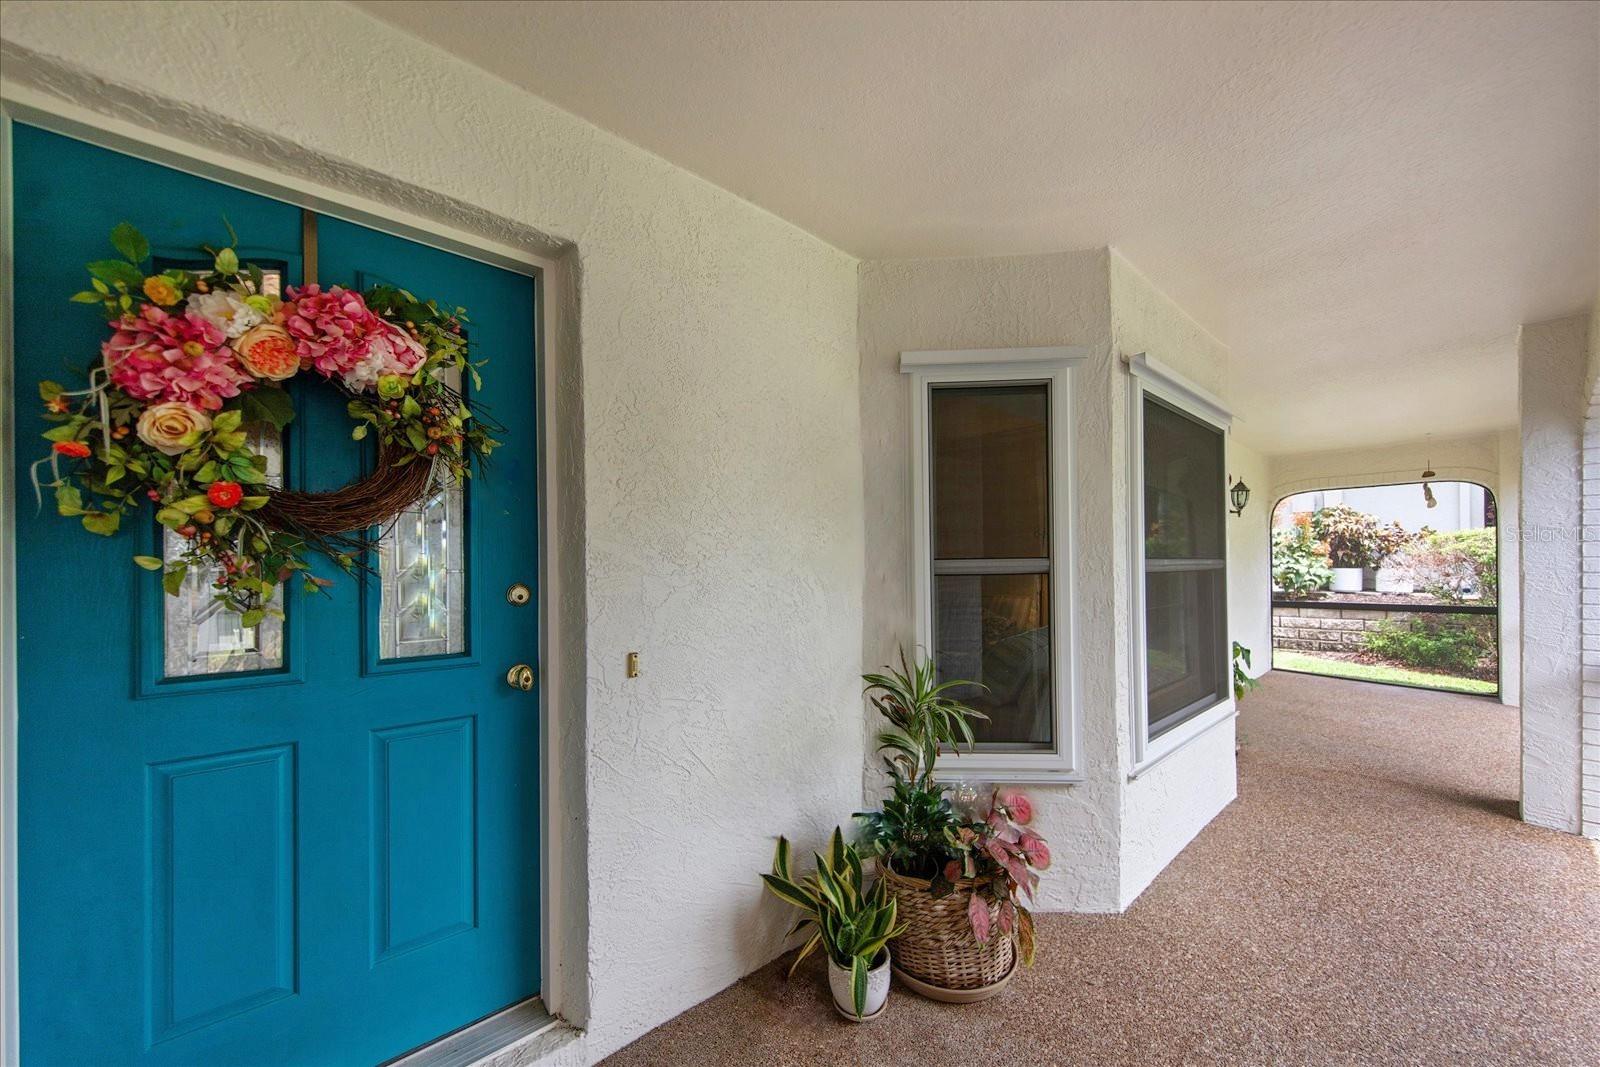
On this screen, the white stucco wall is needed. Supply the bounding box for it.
[1109,252,1239,907]
[1518,314,1590,835]
[1227,438,1273,680]
[1270,433,1503,504]
[857,250,1125,912]
[1581,296,1600,839]
[1498,428,1522,707]
[0,3,865,1062]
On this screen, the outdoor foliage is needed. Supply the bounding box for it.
[762,828,905,1018]
[855,775,961,881]
[1396,528,1497,603]
[1364,614,1493,674]
[1311,504,1414,569]
[1232,642,1261,701]
[1272,517,1332,597]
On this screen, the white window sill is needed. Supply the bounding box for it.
[1129,698,1236,780]
[935,768,1087,787]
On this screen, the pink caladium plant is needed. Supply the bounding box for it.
[946,787,1049,965]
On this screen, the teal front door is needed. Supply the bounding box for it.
[11,124,541,1066]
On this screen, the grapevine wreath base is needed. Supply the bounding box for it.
[34,222,500,623]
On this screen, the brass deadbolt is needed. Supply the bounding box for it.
[506,663,535,691]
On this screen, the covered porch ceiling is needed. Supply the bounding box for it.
[354,0,1598,455]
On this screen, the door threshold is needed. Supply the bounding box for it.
[388,997,560,1067]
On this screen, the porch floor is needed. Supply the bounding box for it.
[603,671,1600,1065]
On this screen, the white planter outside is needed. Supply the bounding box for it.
[1330,567,1363,593]
[827,952,891,1021]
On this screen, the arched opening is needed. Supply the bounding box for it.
[1269,481,1499,696]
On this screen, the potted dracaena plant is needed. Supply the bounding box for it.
[854,651,1051,1002]
[761,828,906,1021]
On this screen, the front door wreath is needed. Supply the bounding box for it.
[33,222,499,624]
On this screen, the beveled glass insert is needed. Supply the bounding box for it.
[163,425,284,678]
[377,475,466,661]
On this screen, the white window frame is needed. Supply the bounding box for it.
[902,346,1088,782]
[1125,352,1237,775]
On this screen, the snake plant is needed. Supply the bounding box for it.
[761,827,906,1018]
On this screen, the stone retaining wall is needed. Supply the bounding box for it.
[1272,604,1407,653]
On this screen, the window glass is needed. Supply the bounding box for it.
[376,365,467,661]
[1142,395,1227,736]
[929,382,1052,750]
[163,424,284,678]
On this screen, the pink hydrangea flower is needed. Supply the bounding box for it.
[283,285,426,393]
[102,304,252,411]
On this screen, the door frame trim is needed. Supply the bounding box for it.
[0,80,581,1065]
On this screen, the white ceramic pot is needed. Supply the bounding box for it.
[827,951,891,1021]
[1330,567,1362,593]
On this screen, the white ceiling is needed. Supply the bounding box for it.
[354,0,1599,454]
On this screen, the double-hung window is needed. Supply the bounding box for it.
[903,347,1085,780]
[1127,354,1233,768]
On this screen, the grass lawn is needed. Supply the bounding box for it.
[1272,650,1498,695]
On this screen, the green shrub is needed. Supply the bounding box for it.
[1273,521,1332,597]
[1364,615,1493,674]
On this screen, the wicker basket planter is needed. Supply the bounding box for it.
[879,864,1015,998]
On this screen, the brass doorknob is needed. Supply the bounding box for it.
[506,664,535,691]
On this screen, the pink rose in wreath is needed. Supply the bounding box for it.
[234,323,299,381]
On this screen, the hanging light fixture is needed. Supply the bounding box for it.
[1421,439,1437,509]
[1229,476,1251,516]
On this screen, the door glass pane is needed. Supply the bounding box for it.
[1146,567,1226,733]
[931,384,1049,560]
[163,425,284,678]
[1143,395,1224,561]
[934,572,1052,750]
[376,475,466,660]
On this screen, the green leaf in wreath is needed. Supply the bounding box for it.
[162,564,188,597]
[214,515,235,534]
[174,495,211,515]
[70,291,103,304]
[110,221,150,265]
[155,507,189,528]
[233,464,266,485]
[55,483,84,517]
[214,247,239,276]
[42,421,85,443]
[132,555,164,571]
[87,259,145,290]
[238,496,270,511]
[81,511,120,536]
[401,395,422,418]
[351,424,368,441]
[239,608,265,628]
[38,381,64,402]
[211,409,244,434]
[104,466,125,487]
[405,424,428,451]
[196,461,219,482]
[237,387,296,430]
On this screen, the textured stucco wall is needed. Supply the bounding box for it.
[1498,428,1522,707]
[1108,253,1238,907]
[1228,438,1273,678]
[1582,296,1600,838]
[1270,433,1503,504]
[857,250,1124,912]
[1518,315,1590,834]
[0,3,864,1062]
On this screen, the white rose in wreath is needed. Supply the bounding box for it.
[186,290,264,338]
[136,401,212,456]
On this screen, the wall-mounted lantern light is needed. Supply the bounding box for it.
[1229,477,1250,516]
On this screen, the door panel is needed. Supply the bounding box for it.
[11,123,540,1067]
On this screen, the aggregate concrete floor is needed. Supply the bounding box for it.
[603,670,1600,1066]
